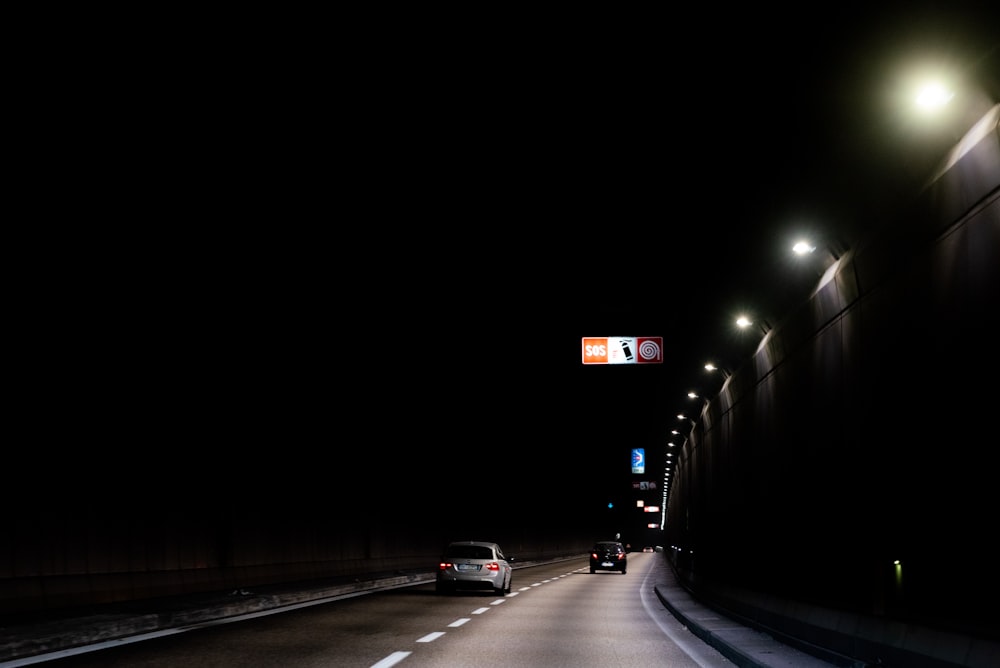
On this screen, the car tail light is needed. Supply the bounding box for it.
[439,562,452,571]
[485,562,500,572]
[591,552,599,559]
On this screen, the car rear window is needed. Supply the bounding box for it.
[446,545,494,560]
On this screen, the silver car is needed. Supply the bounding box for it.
[436,540,514,596]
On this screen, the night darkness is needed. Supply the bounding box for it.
[10,5,999,543]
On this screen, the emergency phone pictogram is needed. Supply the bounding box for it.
[582,337,663,365]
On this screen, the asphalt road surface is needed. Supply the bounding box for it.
[33,554,739,668]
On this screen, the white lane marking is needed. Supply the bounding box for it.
[638,559,726,668]
[370,651,411,668]
[7,567,570,668]
[10,567,590,668]
[448,618,471,627]
[416,631,445,643]
[507,591,520,597]
[489,599,507,606]
[0,626,195,667]
[6,580,434,667]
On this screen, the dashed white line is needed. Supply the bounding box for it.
[370,651,411,668]
[370,567,574,668]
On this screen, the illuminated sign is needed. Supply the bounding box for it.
[631,448,645,474]
[582,337,663,364]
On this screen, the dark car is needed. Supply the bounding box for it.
[590,541,627,574]
[436,540,514,595]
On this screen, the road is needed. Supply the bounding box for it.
[36,554,738,667]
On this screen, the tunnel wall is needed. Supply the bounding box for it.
[665,104,1000,635]
[2,106,996,625]
[0,498,592,617]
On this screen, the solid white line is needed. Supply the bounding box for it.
[370,651,411,668]
[0,626,193,667]
[638,558,725,668]
[416,631,445,643]
[1,580,433,668]
[3,566,576,668]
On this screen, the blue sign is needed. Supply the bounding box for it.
[631,448,645,474]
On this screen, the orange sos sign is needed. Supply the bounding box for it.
[581,337,663,364]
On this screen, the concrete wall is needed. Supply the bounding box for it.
[665,104,1000,639]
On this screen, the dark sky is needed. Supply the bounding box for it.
[21,5,998,508]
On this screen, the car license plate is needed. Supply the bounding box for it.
[602,561,614,567]
[458,564,480,571]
